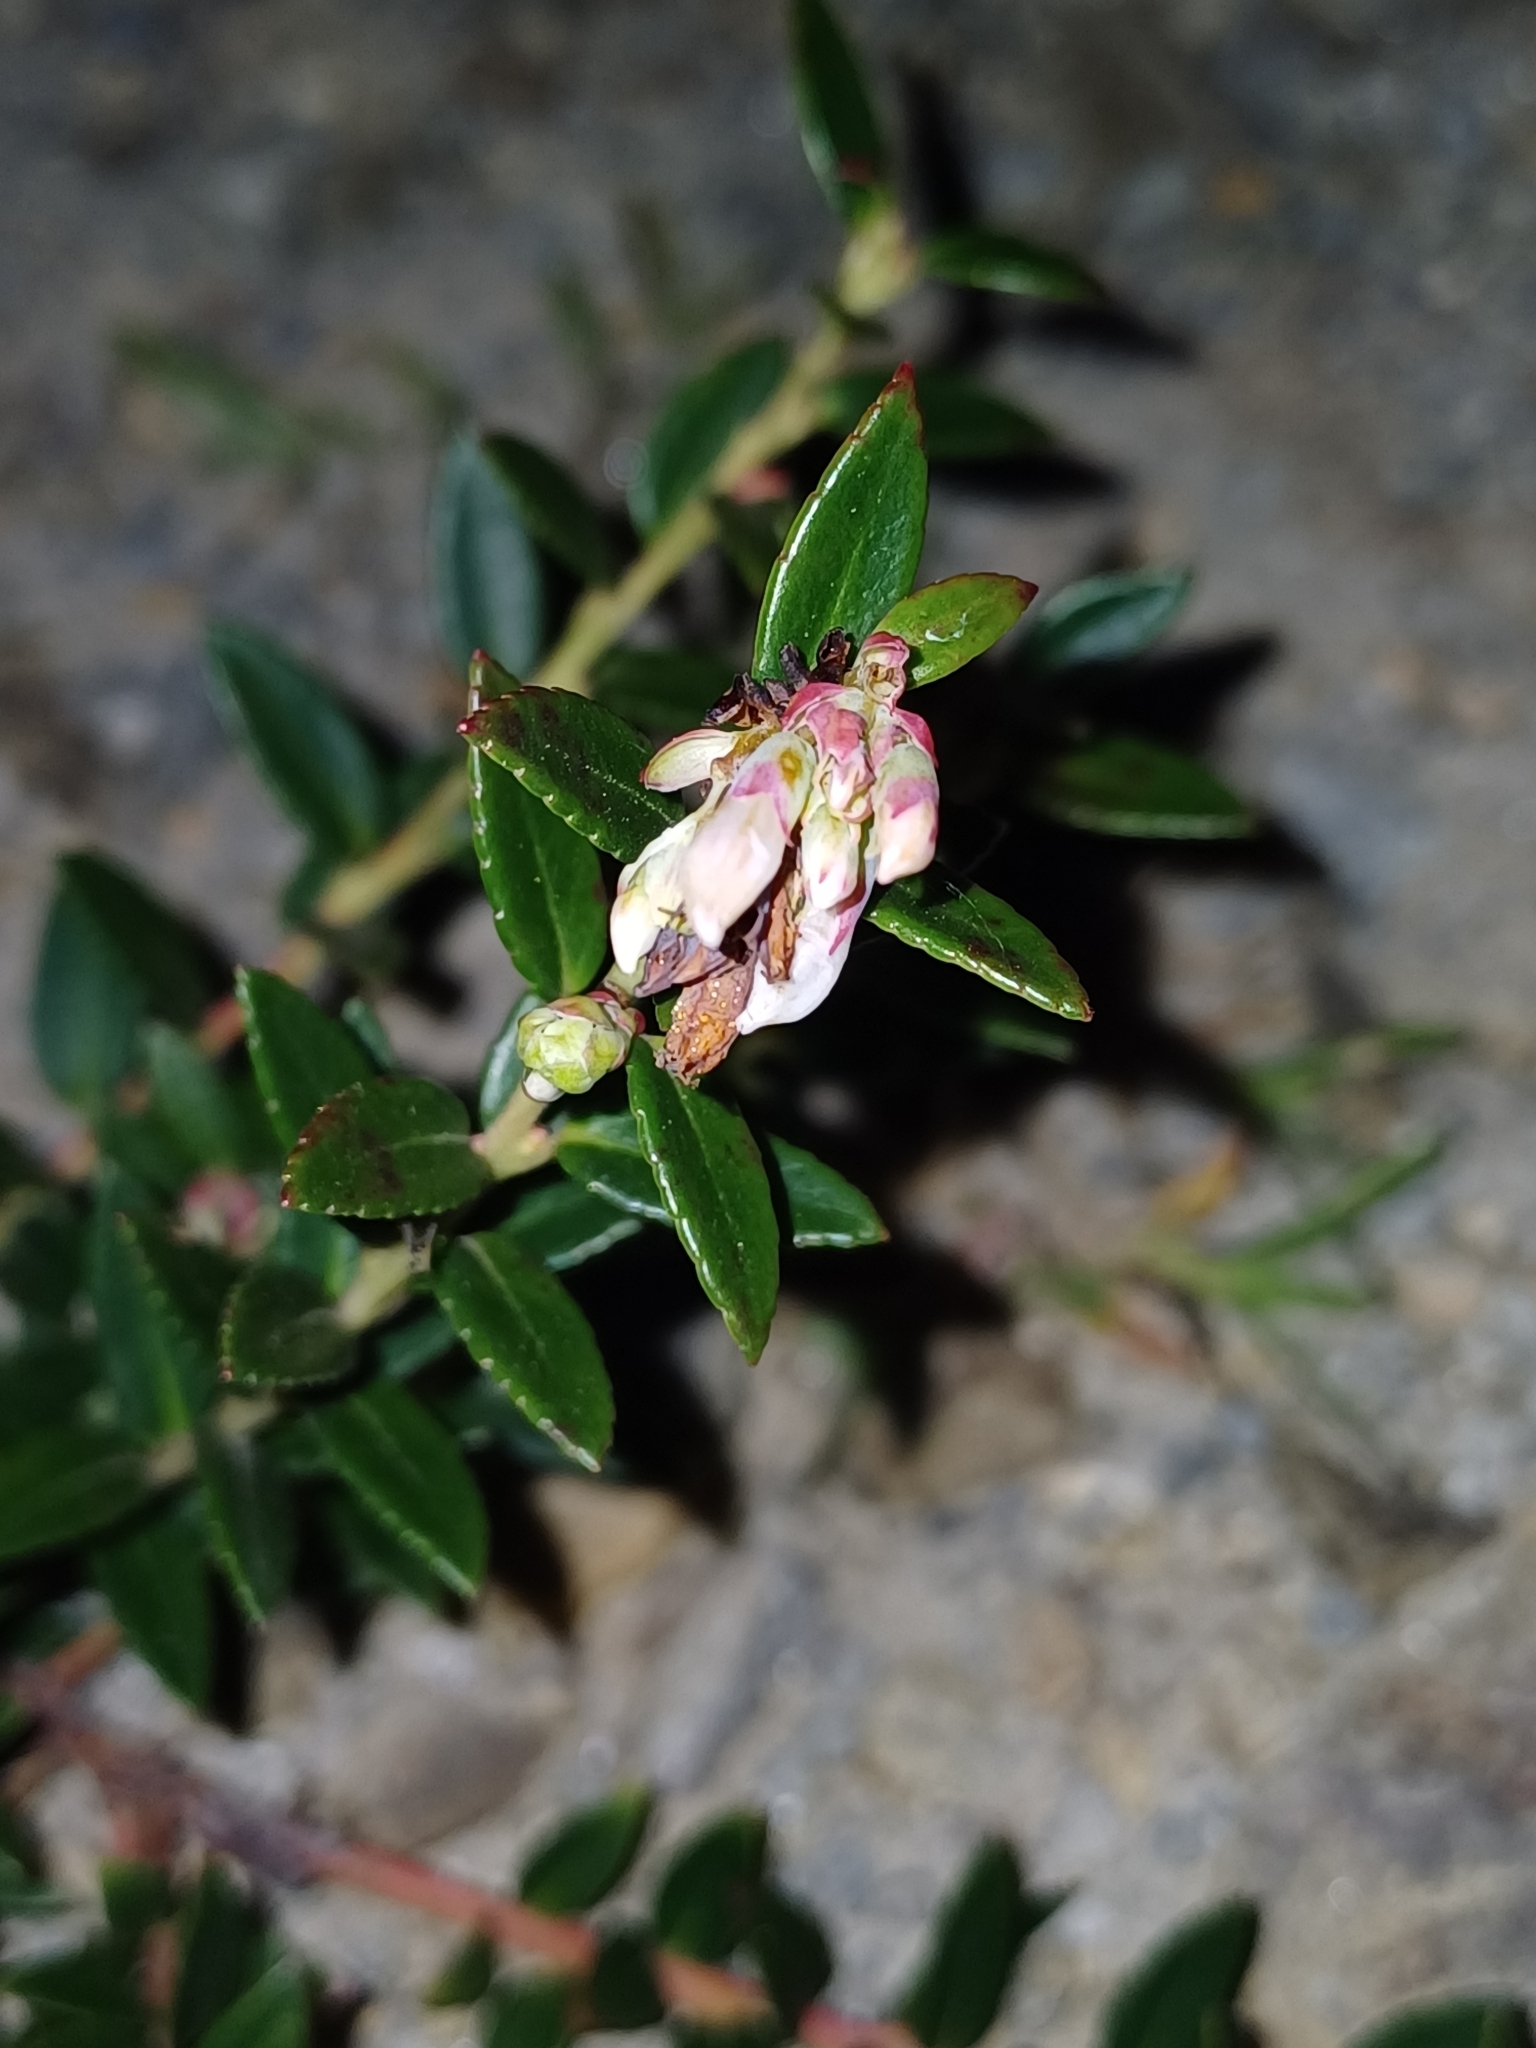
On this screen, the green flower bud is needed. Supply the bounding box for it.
[515,991,641,1101]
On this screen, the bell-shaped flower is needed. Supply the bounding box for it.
[516,989,642,1102]
[869,706,939,884]
[677,728,816,949]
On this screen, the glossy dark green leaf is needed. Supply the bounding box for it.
[790,0,888,222]
[0,1186,83,1322]
[766,1137,886,1249]
[220,1265,356,1390]
[627,1042,779,1361]
[823,367,1048,462]
[310,1381,488,1599]
[502,1179,643,1270]
[481,1976,572,2048]
[196,1425,295,1624]
[1099,1898,1258,2048]
[433,1223,612,1470]
[923,226,1100,303]
[1024,568,1193,670]
[32,853,223,1113]
[100,1860,175,1943]
[874,574,1035,688]
[478,994,542,1129]
[340,994,396,1070]
[320,1485,448,1612]
[264,1208,359,1298]
[754,366,927,682]
[173,1862,272,2048]
[871,872,1091,1019]
[747,1884,833,2026]
[481,431,614,585]
[432,432,544,681]
[375,1304,457,1382]
[88,1177,163,1439]
[631,338,790,535]
[142,1023,246,1171]
[90,1498,212,1708]
[653,1810,769,1962]
[556,1111,670,1224]
[1032,737,1252,839]
[589,1927,664,2031]
[519,1785,652,1912]
[236,968,378,1152]
[206,622,393,858]
[897,1840,1063,2048]
[1347,2001,1534,2048]
[424,1932,496,2009]
[111,1215,233,1432]
[591,647,734,732]
[461,662,681,863]
[469,749,608,998]
[281,1075,489,1220]
[198,1964,309,2048]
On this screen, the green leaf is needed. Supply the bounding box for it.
[196,1425,295,1624]
[589,1928,664,2030]
[0,1333,100,1444]
[197,1964,309,2048]
[1347,2001,1534,2048]
[977,1013,1076,1062]
[502,1180,643,1270]
[339,994,396,1070]
[32,853,223,1114]
[631,338,790,535]
[0,1187,84,1322]
[281,1075,489,1220]
[1032,737,1253,839]
[309,1381,488,1599]
[4,1941,144,2023]
[173,1862,272,2048]
[432,431,544,681]
[626,1041,779,1361]
[874,575,1035,688]
[556,1111,670,1224]
[923,226,1100,303]
[1025,568,1193,670]
[754,365,927,682]
[481,432,614,585]
[90,1498,212,1708]
[142,1023,247,1172]
[433,1224,613,1471]
[236,968,378,1152]
[747,1885,833,2026]
[591,647,734,732]
[1099,1898,1258,2048]
[320,1485,448,1611]
[519,1786,653,1912]
[790,0,888,222]
[1244,1137,1444,1259]
[766,1137,886,1249]
[112,1215,233,1432]
[482,1976,572,2048]
[871,872,1091,1019]
[713,494,793,600]
[653,1810,768,1962]
[264,1208,360,1298]
[220,1266,356,1390]
[206,622,392,859]
[897,1841,1063,2048]
[424,1932,496,2009]
[461,663,682,863]
[2,1426,149,1562]
[479,994,544,1126]
[469,750,608,998]
[824,367,1048,462]
[100,1860,175,1943]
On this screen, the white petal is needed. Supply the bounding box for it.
[737,885,871,1034]
[642,727,738,791]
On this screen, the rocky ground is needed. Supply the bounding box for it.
[4,0,1536,2041]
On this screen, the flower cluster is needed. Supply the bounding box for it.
[610,626,938,1082]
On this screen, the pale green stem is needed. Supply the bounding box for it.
[473,1081,556,1180]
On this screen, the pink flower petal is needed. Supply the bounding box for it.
[679,730,814,947]
[800,799,866,910]
[737,883,872,1034]
[872,739,939,884]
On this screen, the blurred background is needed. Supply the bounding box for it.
[4,3,1536,2044]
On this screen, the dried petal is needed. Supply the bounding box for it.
[661,955,755,1083]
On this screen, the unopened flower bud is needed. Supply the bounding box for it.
[515,990,641,1100]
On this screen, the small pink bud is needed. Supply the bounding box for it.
[871,734,939,884]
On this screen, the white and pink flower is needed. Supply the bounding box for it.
[608,627,939,1081]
